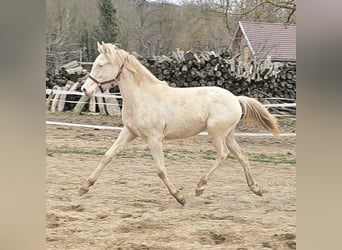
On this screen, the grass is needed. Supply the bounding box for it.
[47,146,106,156]
[276,116,296,128]
[46,146,295,165]
[46,146,152,159]
[248,153,296,165]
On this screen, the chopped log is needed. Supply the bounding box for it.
[184,51,194,61]
[69,81,80,91]
[73,95,89,114]
[46,89,54,110]
[57,85,69,112]
[62,60,79,70]
[173,48,184,62]
[55,79,67,86]
[56,80,78,112]
[50,86,61,113]
[96,96,107,115]
[66,66,86,75]
[77,72,89,83]
[105,96,121,116]
[89,96,96,113]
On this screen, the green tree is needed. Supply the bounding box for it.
[80,22,98,61]
[95,0,119,43]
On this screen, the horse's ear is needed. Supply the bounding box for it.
[97,41,104,54]
[101,41,111,54]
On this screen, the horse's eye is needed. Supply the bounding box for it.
[98,64,103,68]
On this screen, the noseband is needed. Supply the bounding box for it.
[88,57,128,93]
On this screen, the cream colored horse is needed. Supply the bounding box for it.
[80,42,280,205]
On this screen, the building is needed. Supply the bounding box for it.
[229,21,296,63]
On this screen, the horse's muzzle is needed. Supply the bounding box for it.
[81,85,95,97]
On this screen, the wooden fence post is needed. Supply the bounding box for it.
[73,95,89,114]
[50,86,61,113]
[89,96,96,113]
[96,96,107,115]
[105,96,121,116]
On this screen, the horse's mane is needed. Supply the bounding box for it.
[102,43,166,85]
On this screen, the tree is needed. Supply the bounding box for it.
[262,0,296,23]
[95,0,119,44]
[45,0,296,63]
[191,0,296,39]
[46,0,75,73]
[80,22,98,62]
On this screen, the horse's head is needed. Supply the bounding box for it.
[81,42,125,97]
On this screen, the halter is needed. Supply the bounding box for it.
[88,57,128,93]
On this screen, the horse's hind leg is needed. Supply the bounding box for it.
[79,127,136,195]
[195,136,230,196]
[148,137,186,206]
[226,130,263,196]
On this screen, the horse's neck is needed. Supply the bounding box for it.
[118,74,145,107]
[118,70,165,109]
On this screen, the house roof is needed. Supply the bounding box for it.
[238,21,296,61]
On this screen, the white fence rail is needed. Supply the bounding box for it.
[46,121,296,137]
[46,89,122,99]
[46,89,296,137]
[46,89,296,108]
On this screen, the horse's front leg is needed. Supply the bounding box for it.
[79,127,136,195]
[148,137,186,206]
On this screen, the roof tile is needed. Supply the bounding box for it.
[239,21,296,61]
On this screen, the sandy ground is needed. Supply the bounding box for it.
[46,112,296,250]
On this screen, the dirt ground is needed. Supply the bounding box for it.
[46,112,296,250]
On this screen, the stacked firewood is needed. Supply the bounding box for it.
[46,61,87,112]
[140,50,296,100]
[46,61,88,90]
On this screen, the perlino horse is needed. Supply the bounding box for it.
[79,42,280,205]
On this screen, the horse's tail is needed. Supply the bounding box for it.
[238,96,280,138]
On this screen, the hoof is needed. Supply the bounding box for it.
[174,190,186,206]
[195,187,205,197]
[176,196,186,206]
[249,184,263,196]
[79,187,89,196]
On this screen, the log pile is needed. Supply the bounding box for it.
[140,50,296,100]
[46,60,88,113]
[46,60,88,90]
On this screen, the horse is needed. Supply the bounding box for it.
[79,42,280,206]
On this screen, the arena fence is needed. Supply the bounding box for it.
[46,120,295,137]
[46,88,296,137]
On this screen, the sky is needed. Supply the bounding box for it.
[147,0,184,5]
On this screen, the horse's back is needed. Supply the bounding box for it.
[172,86,241,113]
[160,86,242,138]
[194,86,242,124]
